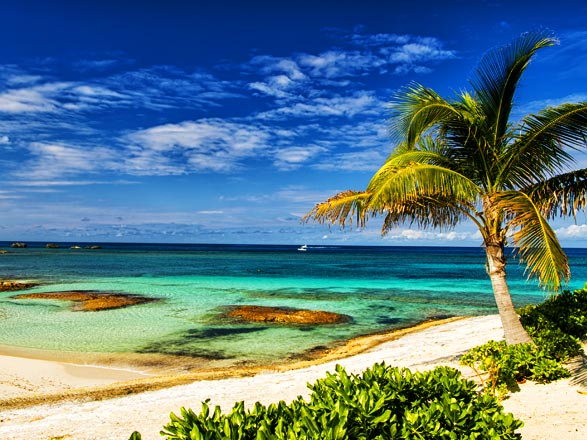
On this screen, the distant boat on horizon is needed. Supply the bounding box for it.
[297,244,308,251]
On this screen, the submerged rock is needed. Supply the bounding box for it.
[11,290,159,311]
[0,280,38,292]
[225,305,352,325]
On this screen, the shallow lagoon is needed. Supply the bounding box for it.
[1,243,586,368]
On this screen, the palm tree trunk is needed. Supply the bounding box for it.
[485,242,534,345]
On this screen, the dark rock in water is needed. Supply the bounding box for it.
[45,243,59,249]
[427,314,455,321]
[10,242,27,248]
[191,326,268,339]
[84,245,102,249]
[376,317,403,325]
[0,280,38,292]
[11,290,159,311]
[225,305,352,325]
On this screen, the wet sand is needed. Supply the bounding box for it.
[0,315,585,440]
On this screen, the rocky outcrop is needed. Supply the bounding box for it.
[11,291,159,311]
[10,242,27,248]
[45,243,59,249]
[225,305,352,325]
[0,280,38,291]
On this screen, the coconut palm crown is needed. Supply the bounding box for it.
[304,31,587,344]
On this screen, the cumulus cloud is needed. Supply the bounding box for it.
[555,224,587,239]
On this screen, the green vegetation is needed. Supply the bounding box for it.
[130,287,587,439]
[304,31,587,345]
[150,364,521,440]
[461,285,587,398]
[460,340,571,398]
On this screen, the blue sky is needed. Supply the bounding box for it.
[2,0,587,246]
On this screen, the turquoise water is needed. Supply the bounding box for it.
[1,243,586,367]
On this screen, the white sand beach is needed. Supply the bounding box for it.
[0,315,585,439]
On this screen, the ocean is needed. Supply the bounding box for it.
[1,242,586,369]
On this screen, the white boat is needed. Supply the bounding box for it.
[297,244,308,251]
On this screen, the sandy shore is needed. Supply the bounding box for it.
[0,314,585,439]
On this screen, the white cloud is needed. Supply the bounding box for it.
[298,50,383,78]
[512,93,587,121]
[555,224,587,239]
[249,75,297,98]
[272,146,327,170]
[249,55,306,80]
[0,190,23,200]
[6,74,43,86]
[385,41,455,64]
[313,148,388,172]
[0,84,63,113]
[348,32,410,47]
[126,119,272,173]
[0,135,10,144]
[12,141,120,180]
[0,80,133,114]
[257,91,384,119]
[387,228,480,242]
[197,210,224,215]
[10,179,136,187]
[107,67,242,110]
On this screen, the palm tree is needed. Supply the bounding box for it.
[304,31,587,345]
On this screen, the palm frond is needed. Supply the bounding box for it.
[366,162,481,209]
[303,190,371,228]
[470,31,557,145]
[385,146,453,168]
[526,168,587,219]
[388,83,460,146]
[493,191,569,291]
[520,102,587,150]
[380,195,471,233]
[501,102,587,187]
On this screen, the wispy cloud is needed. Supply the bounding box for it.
[257,91,384,120]
[126,119,272,173]
[272,146,328,170]
[105,66,243,110]
[297,50,384,78]
[11,141,120,180]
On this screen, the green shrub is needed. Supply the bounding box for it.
[461,284,587,398]
[460,340,571,398]
[154,363,522,440]
[519,285,587,341]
